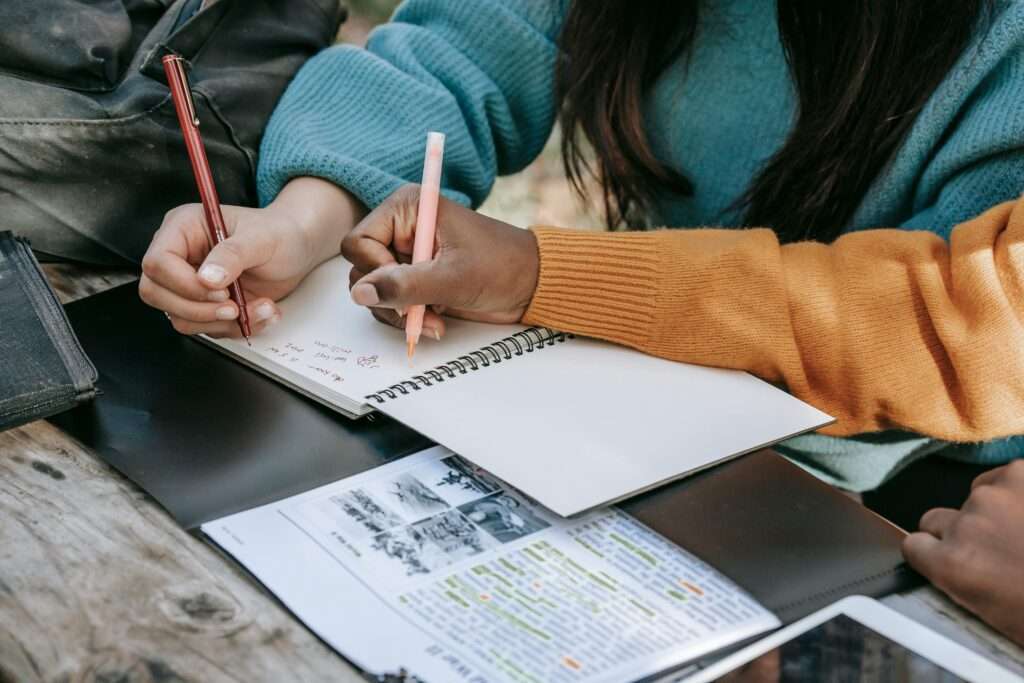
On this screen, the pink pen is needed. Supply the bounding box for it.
[406,131,446,359]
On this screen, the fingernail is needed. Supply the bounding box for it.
[397,307,406,318]
[432,329,441,341]
[199,264,227,286]
[352,283,380,306]
[265,314,281,328]
[207,289,229,302]
[425,326,441,341]
[216,305,238,321]
[255,302,276,321]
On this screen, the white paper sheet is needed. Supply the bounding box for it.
[377,337,832,516]
[203,447,780,682]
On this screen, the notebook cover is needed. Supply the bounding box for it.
[54,281,920,623]
[0,232,97,432]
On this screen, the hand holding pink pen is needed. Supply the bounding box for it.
[405,131,446,359]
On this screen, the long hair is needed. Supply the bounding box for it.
[556,1,989,242]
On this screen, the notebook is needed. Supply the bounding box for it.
[206,256,833,516]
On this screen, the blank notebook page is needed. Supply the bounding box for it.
[375,336,833,517]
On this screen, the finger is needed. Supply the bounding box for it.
[165,316,276,338]
[341,186,420,274]
[363,299,445,339]
[197,230,276,291]
[421,308,446,340]
[142,205,219,299]
[351,265,410,317]
[349,266,364,290]
[350,262,446,338]
[369,306,404,331]
[141,248,214,302]
[139,274,239,323]
[248,298,281,326]
[149,204,213,264]
[167,298,279,338]
[918,507,959,538]
[971,465,1007,490]
[166,316,244,338]
[352,273,485,336]
[351,266,393,312]
[353,262,455,312]
[343,228,400,278]
[902,532,946,581]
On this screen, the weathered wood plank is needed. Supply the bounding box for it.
[42,263,136,305]
[0,422,365,683]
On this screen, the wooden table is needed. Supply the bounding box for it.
[2,266,1022,682]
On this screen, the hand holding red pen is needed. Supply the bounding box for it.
[140,173,367,338]
[141,201,306,336]
[161,54,254,341]
[146,57,367,339]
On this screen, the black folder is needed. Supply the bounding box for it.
[0,232,97,432]
[53,281,920,631]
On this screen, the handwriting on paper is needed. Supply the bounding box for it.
[259,338,382,384]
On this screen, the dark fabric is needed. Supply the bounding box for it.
[0,0,345,265]
[863,456,997,531]
[55,281,917,628]
[0,232,97,431]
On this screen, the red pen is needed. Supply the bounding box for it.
[162,54,252,342]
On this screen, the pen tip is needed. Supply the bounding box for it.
[407,340,416,360]
[245,336,252,348]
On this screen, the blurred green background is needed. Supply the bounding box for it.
[347,0,399,24]
[340,0,602,230]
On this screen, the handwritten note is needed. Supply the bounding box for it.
[257,338,381,386]
[211,257,530,399]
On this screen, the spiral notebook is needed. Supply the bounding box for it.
[207,257,833,516]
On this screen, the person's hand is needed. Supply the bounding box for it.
[903,460,1024,647]
[341,185,539,339]
[139,177,365,337]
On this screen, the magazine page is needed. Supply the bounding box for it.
[202,447,779,682]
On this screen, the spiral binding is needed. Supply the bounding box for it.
[365,327,571,404]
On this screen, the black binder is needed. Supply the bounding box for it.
[52,282,921,676]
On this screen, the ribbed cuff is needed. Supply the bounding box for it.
[522,227,660,348]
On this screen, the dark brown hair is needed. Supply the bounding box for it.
[556,1,989,242]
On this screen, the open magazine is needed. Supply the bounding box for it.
[203,446,780,682]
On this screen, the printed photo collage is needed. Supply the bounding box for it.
[294,455,552,584]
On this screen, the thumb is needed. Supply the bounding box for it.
[351,262,453,311]
[197,230,274,289]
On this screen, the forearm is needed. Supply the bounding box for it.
[523,201,1024,439]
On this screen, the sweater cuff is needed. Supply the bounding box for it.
[522,227,660,348]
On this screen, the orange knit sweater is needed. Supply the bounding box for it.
[522,199,1024,440]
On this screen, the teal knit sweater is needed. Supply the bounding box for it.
[258,0,1024,490]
